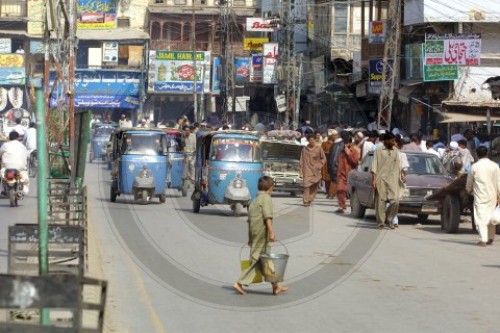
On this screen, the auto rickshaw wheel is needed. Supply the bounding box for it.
[181,181,188,197]
[159,193,166,203]
[234,203,243,216]
[290,191,297,197]
[141,190,149,205]
[441,194,460,233]
[193,197,201,213]
[89,152,93,163]
[110,182,117,202]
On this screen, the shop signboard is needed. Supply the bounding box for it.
[262,43,279,84]
[148,51,211,94]
[0,39,11,53]
[0,54,25,85]
[368,21,386,44]
[368,59,383,95]
[423,64,458,82]
[27,0,44,36]
[425,33,481,66]
[250,55,263,83]
[246,18,276,32]
[49,69,142,108]
[243,38,269,51]
[77,0,117,29]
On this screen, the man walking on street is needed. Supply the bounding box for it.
[300,134,326,206]
[466,146,500,246]
[336,131,360,213]
[371,132,405,229]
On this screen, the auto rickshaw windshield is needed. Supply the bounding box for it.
[209,138,261,162]
[94,127,114,138]
[121,133,167,156]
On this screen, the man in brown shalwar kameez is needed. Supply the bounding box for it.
[371,132,404,229]
[300,134,326,206]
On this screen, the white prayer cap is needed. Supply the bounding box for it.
[449,141,459,150]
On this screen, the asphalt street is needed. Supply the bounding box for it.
[1,160,500,333]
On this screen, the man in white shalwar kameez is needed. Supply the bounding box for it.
[466,146,500,246]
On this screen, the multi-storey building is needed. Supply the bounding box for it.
[147,0,259,124]
[400,0,500,136]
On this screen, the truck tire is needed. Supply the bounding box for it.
[417,214,429,224]
[141,190,148,205]
[350,190,366,218]
[441,194,460,233]
[234,203,243,217]
[193,197,201,213]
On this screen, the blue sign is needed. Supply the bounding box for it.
[0,68,26,85]
[212,57,220,94]
[49,69,142,108]
[235,57,250,83]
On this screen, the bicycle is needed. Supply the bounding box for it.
[28,150,37,178]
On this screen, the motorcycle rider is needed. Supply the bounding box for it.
[0,131,29,195]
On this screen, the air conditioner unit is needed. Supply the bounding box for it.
[469,9,485,21]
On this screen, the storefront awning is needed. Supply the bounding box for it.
[397,85,418,104]
[440,112,500,123]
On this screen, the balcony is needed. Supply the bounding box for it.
[0,0,26,19]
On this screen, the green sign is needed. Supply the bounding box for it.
[423,64,458,81]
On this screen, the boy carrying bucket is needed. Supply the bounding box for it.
[233,176,289,296]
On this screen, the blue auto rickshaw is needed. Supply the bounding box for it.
[109,129,168,204]
[162,128,189,196]
[89,124,116,163]
[191,130,263,216]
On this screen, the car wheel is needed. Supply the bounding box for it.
[141,190,148,205]
[350,190,366,218]
[290,191,297,197]
[417,214,429,224]
[441,194,460,233]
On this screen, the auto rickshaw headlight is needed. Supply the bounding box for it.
[234,179,243,188]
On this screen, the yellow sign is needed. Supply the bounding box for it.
[0,54,24,68]
[243,38,269,51]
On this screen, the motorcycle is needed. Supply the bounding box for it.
[2,169,24,207]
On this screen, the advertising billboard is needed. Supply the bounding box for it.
[148,51,211,94]
[235,57,250,84]
[369,21,386,44]
[77,0,117,29]
[246,18,277,32]
[425,33,481,66]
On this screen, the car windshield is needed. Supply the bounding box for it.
[121,133,167,156]
[210,138,261,162]
[407,154,447,175]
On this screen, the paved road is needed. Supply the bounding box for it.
[2,161,500,332]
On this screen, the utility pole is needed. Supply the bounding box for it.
[377,0,402,130]
[192,0,198,122]
[219,0,234,123]
[279,0,295,128]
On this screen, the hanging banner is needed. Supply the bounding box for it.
[368,21,386,44]
[77,0,117,29]
[148,51,211,94]
[262,43,279,84]
[243,38,269,51]
[250,55,263,83]
[425,33,481,66]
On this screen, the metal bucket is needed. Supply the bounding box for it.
[259,241,289,283]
